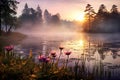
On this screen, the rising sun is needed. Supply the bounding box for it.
[75,13,85,22]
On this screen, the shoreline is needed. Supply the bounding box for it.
[0,32,27,51]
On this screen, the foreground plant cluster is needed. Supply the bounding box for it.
[0,45,94,80]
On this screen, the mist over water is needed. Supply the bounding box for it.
[16,23,120,50]
[16,23,120,59]
[15,23,120,80]
[15,23,80,55]
[17,23,78,40]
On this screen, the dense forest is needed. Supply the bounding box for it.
[17,3,120,33]
[83,4,120,33]
[19,3,61,25]
[0,2,60,35]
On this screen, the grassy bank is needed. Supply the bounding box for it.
[0,51,94,80]
[0,32,26,51]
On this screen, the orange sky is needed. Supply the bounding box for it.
[17,0,120,21]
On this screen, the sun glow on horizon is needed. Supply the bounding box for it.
[75,12,85,22]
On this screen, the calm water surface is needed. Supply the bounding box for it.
[15,32,120,80]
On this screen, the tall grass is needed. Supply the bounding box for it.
[0,46,96,80]
[1,43,117,80]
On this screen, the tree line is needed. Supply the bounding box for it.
[19,3,61,25]
[83,4,120,33]
[0,1,60,35]
[1,1,120,34]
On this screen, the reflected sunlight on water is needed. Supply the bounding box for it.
[15,31,120,80]
[60,39,86,58]
[62,40,85,50]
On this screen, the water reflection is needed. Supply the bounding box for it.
[15,33,120,63]
[15,33,120,80]
[62,39,85,49]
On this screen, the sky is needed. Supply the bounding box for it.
[17,0,120,21]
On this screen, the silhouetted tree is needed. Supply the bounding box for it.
[110,5,120,32]
[91,4,109,32]
[111,5,119,15]
[83,4,120,33]
[30,8,37,23]
[97,4,109,22]
[0,0,19,34]
[19,4,43,24]
[51,13,60,24]
[36,5,43,23]
[99,4,107,11]
[23,3,30,15]
[84,4,96,32]
[44,9,51,24]
[7,16,18,32]
[19,3,31,23]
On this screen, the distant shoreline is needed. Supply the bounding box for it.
[82,31,120,34]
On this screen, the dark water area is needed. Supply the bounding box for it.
[14,32,120,80]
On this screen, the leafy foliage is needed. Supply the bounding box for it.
[0,0,19,33]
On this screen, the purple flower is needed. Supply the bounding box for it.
[46,57,50,63]
[38,55,50,63]
[38,55,46,62]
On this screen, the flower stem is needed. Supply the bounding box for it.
[66,55,69,68]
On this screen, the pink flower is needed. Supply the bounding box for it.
[65,51,72,68]
[65,51,71,56]
[38,55,46,61]
[46,57,50,63]
[4,45,14,51]
[59,46,64,50]
[50,51,56,57]
[52,54,56,57]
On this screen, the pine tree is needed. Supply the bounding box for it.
[97,4,109,19]
[23,3,30,15]
[44,9,51,23]
[36,5,42,23]
[84,4,96,32]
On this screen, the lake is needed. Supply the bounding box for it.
[15,31,120,80]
